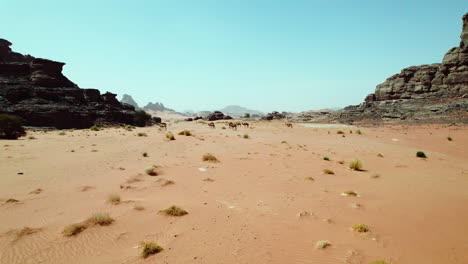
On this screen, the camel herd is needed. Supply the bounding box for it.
[156,120,294,130]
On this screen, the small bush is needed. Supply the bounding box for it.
[88,213,114,226]
[0,114,26,139]
[5,198,19,203]
[161,205,188,216]
[343,190,357,196]
[28,136,36,140]
[145,166,157,176]
[166,132,175,140]
[356,129,362,134]
[139,241,163,258]
[107,194,121,205]
[447,136,452,141]
[137,132,147,137]
[142,152,148,157]
[243,134,249,139]
[134,205,145,211]
[58,131,66,136]
[316,240,331,249]
[304,176,314,181]
[336,130,344,134]
[125,125,135,131]
[323,157,330,161]
[377,153,384,157]
[349,159,362,170]
[90,125,101,131]
[337,160,344,164]
[62,223,88,237]
[222,126,226,129]
[178,130,192,136]
[416,151,427,158]
[323,169,334,175]
[202,153,219,162]
[352,224,370,233]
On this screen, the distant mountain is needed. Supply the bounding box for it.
[120,94,175,112]
[121,94,141,110]
[218,105,263,117]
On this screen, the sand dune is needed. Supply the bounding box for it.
[1,121,467,263]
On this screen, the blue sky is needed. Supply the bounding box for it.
[2,1,466,112]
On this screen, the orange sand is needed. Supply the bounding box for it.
[1,121,467,263]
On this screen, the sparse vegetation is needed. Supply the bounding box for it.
[0,114,26,139]
[356,129,362,134]
[137,132,147,137]
[305,176,314,181]
[14,227,42,241]
[62,223,88,237]
[316,240,331,249]
[142,152,148,157]
[336,130,344,134]
[337,160,345,164]
[145,166,158,176]
[28,136,36,140]
[349,159,363,170]
[107,194,121,205]
[161,205,188,216]
[203,177,215,182]
[222,126,226,129]
[323,169,334,175]
[88,213,114,226]
[166,132,175,140]
[447,136,452,141]
[281,141,287,144]
[202,153,219,162]
[58,131,66,136]
[343,190,357,196]
[178,130,192,136]
[352,224,370,233]
[134,205,145,211]
[90,125,101,131]
[138,241,163,258]
[416,151,427,158]
[243,134,249,139]
[5,198,19,203]
[377,153,384,157]
[124,125,135,131]
[323,157,330,161]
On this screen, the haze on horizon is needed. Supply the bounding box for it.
[2,0,466,113]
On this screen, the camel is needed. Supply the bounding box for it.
[228,122,237,130]
[208,122,215,128]
[242,122,249,128]
[158,122,167,130]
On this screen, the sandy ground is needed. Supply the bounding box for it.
[1,121,467,264]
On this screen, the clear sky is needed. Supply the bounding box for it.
[2,1,467,113]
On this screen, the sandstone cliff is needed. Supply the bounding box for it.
[336,13,468,123]
[0,39,136,128]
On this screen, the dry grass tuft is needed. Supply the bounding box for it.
[5,198,19,203]
[138,241,163,258]
[107,194,121,205]
[137,132,147,137]
[166,132,175,140]
[316,240,331,249]
[134,205,145,211]
[88,213,114,226]
[202,153,219,162]
[323,169,334,175]
[14,227,42,241]
[304,176,314,181]
[337,160,345,164]
[349,159,363,170]
[336,130,344,134]
[343,190,358,196]
[62,223,88,237]
[178,130,192,136]
[352,224,370,233]
[203,177,215,182]
[161,205,188,216]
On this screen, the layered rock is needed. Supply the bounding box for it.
[336,13,468,123]
[205,111,233,121]
[261,111,287,120]
[0,39,136,128]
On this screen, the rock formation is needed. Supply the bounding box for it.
[205,111,233,121]
[219,105,263,117]
[0,39,136,128]
[121,94,141,110]
[261,111,287,120]
[143,101,174,112]
[336,13,468,123]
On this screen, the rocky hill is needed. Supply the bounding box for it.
[219,105,263,117]
[335,13,468,123]
[0,39,136,128]
[121,94,141,110]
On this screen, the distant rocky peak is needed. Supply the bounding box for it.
[121,94,141,110]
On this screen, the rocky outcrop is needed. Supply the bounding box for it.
[205,111,233,121]
[336,13,468,123]
[143,101,174,112]
[0,39,137,128]
[261,111,287,120]
[288,110,335,122]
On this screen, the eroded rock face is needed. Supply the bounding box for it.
[261,111,287,120]
[336,13,468,123]
[205,111,233,121]
[0,39,136,128]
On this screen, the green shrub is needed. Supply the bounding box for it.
[139,241,163,258]
[0,114,26,139]
[416,151,427,158]
[356,129,362,134]
[90,125,101,131]
[142,152,148,157]
[323,157,330,161]
[133,110,152,127]
[243,134,249,139]
[447,136,452,141]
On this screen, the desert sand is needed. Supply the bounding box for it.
[1,121,467,264]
